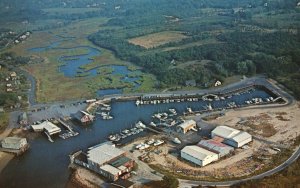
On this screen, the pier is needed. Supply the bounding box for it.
[58,118,75,133]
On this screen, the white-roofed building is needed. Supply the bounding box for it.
[99,164,122,181]
[176,120,196,134]
[181,145,219,166]
[87,142,125,166]
[1,137,28,150]
[211,126,252,148]
[80,142,134,181]
[31,121,61,135]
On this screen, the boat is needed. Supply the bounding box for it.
[136,121,146,128]
[122,129,130,134]
[206,103,213,111]
[136,100,140,106]
[154,140,165,146]
[150,122,157,127]
[172,137,181,144]
[147,139,155,145]
[109,134,117,141]
[187,107,192,113]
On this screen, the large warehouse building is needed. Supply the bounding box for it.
[71,142,134,181]
[211,126,252,148]
[198,139,234,157]
[181,145,219,166]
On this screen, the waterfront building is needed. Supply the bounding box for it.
[211,126,252,148]
[181,145,219,166]
[71,142,134,181]
[176,120,197,134]
[72,110,95,124]
[31,121,61,135]
[1,137,27,150]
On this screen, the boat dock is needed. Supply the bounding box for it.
[58,118,75,133]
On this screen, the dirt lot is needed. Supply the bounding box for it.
[128,31,188,49]
[68,167,105,188]
[209,102,300,145]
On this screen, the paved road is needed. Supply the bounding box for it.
[179,146,300,187]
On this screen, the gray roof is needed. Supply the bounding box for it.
[198,139,234,156]
[100,164,121,175]
[87,142,125,165]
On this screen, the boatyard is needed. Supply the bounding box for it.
[1,76,299,188]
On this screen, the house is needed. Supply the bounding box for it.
[214,80,222,87]
[211,126,252,148]
[181,145,219,166]
[1,137,27,150]
[71,142,135,181]
[176,120,197,134]
[18,112,28,126]
[185,80,196,87]
[72,111,95,124]
[10,72,17,78]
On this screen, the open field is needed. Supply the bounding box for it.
[128,31,188,49]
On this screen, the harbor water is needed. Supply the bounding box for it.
[0,88,272,187]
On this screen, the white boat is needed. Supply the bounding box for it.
[136,100,140,106]
[154,140,164,146]
[147,139,155,145]
[122,129,130,134]
[206,104,213,111]
[136,121,146,128]
[187,107,192,113]
[150,122,157,127]
[173,137,181,144]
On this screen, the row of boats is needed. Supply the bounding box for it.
[136,89,259,106]
[96,104,114,120]
[135,139,165,150]
[136,98,200,106]
[108,121,147,142]
[245,97,274,105]
[59,131,79,139]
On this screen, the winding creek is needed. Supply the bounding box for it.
[28,36,142,97]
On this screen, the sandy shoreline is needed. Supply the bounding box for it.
[0,152,14,173]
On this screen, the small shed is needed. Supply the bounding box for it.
[19,112,28,126]
[176,120,196,134]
